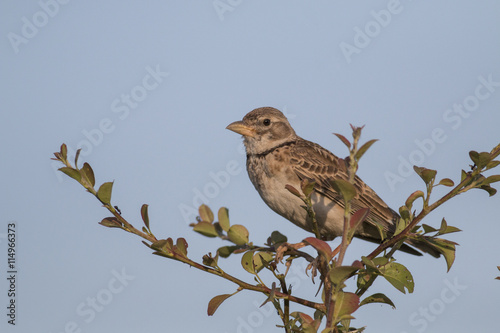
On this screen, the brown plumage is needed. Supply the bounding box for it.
[227,107,440,257]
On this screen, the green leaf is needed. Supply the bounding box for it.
[413,166,437,185]
[332,291,360,322]
[355,139,378,161]
[253,252,274,273]
[241,251,256,274]
[74,148,81,168]
[469,151,491,169]
[333,133,351,149]
[60,143,68,161]
[422,224,437,234]
[192,221,218,238]
[227,224,249,245]
[425,238,457,272]
[479,184,497,196]
[97,182,114,204]
[141,204,150,230]
[461,169,468,182]
[198,204,214,223]
[360,293,395,308]
[405,190,425,209]
[218,207,230,232]
[59,167,82,182]
[330,179,356,202]
[300,179,316,197]
[81,162,95,187]
[304,237,333,261]
[379,262,414,294]
[438,178,455,187]
[99,217,122,228]
[176,238,188,256]
[151,238,174,252]
[217,245,238,258]
[437,218,462,235]
[268,230,287,245]
[207,294,233,316]
[399,205,411,221]
[329,266,359,286]
[481,175,500,185]
[485,160,500,171]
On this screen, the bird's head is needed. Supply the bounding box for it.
[226,107,297,155]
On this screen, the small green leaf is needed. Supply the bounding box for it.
[141,204,150,230]
[372,256,389,266]
[329,266,359,286]
[60,143,68,160]
[413,166,437,185]
[485,160,500,171]
[199,204,214,223]
[217,245,238,258]
[207,294,233,316]
[405,190,425,209]
[151,238,174,252]
[333,133,351,149]
[461,169,468,182]
[227,224,249,245]
[218,207,230,232]
[99,217,122,228]
[481,175,500,185]
[425,238,457,272]
[332,291,360,322]
[176,238,188,256]
[422,224,437,234]
[97,181,114,204]
[438,178,455,187]
[479,184,497,196]
[253,252,274,273]
[360,293,395,308]
[74,148,82,168]
[469,151,491,169]
[241,251,256,274]
[300,179,316,197]
[330,179,356,202]
[59,167,82,182]
[399,205,411,221]
[81,162,95,187]
[192,221,218,238]
[268,230,287,245]
[355,139,378,161]
[379,261,414,294]
[437,218,461,235]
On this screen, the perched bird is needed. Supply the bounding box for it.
[226,107,439,257]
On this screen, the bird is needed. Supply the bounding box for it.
[226,107,440,257]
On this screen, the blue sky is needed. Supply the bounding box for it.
[1,1,500,332]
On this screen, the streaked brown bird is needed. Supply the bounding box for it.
[226,107,439,257]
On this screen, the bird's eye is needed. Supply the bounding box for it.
[263,119,271,126]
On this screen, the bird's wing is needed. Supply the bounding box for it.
[289,138,399,237]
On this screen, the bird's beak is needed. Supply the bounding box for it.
[226,121,256,137]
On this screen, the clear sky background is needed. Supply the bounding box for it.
[1,1,500,332]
